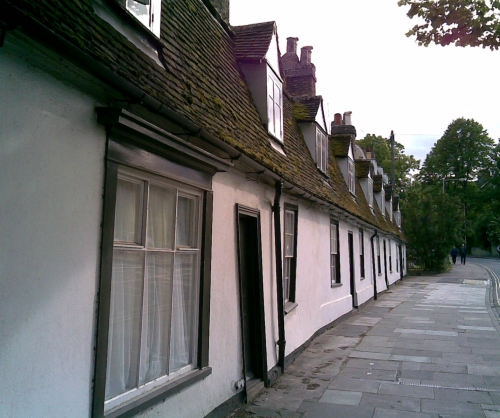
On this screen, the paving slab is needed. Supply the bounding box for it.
[224,263,500,418]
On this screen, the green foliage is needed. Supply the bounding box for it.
[419,118,495,184]
[418,118,499,250]
[398,0,500,49]
[356,134,420,195]
[402,182,465,271]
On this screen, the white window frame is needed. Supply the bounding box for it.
[316,127,328,173]
[125,0,161,37]
[348,158,355,194]
[368,178,374,208]
[359,230,365,278]
[104,167,203,413]
[283,207,297,304]
[267,71,283,141]
[396,244,399,273]
[330,220,340,286]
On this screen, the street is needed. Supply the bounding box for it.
[228,259,500,418]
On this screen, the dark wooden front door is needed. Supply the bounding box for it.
[236,206,267,383]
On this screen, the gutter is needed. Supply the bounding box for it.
[2,4,400,241]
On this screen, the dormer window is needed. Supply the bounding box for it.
[368,178,374,208]
[267,72,283,141]
[316,128,328,173]
[348,158,355,194]
[124,0,161,37]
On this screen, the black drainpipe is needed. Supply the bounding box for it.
[272,181,286,373]
[370,230,378,300]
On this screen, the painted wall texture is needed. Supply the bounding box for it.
[0,52,105,416]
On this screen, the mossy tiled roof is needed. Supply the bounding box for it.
[355,160,371,178]
[373,175,383,193]
[2,0,402,239]
[232,21,275,61]
[330,136,351,158]
[293,96,321,122]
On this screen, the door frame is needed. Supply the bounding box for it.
[235,204,268,388]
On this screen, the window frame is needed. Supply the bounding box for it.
[267,70,283,142]
[347,158,355,194]
[368,178,374,208]
[315,127,328,173]
[118,0,162,37]
[359,229,365,279]
[283,205,298,309]
[330,219,341,286]
[92,108,229,418]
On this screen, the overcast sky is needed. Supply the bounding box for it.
[230,0,500,164]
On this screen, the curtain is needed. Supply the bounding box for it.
[114,179,142,243]
[139,252,173,385]
[169,254,196,372]
[105,250,144,400]
[147,185,175,249]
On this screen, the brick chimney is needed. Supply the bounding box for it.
[282,39,316,99]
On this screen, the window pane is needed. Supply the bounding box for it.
[283,258,291,302]
[147,185,176,249]
[106,250,145,400]
[115,179,143,244]
[267,76,274,134]
[177,196,196,247]
[170,253,198,372]
[127,0,150,28]
[285,211,294,256]
[139,252,174,385]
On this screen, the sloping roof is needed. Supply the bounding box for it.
[330,135,351,158]
[232,21,275,61]
[373,175,383,193]
[293,96,321,122]
[1,0,403,239]
[355,160,371,178]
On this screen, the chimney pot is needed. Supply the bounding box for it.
[343,111,352,126]
[333,113,342,126]
[300,46,313,65]
[286,37,299,54]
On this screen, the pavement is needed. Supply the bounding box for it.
[226,262,500,418]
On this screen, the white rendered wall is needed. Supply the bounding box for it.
[0,51,105,416]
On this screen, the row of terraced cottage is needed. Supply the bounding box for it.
[0,0,406,417]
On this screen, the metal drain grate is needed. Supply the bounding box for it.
[395,380,500,393]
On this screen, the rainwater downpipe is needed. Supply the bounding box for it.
[273,181,286,374]
[370,230,378,300]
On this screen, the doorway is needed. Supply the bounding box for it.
[236,205,267,385]
[348,232,357,308]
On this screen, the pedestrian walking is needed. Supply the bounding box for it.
[497,244,500,259]
[450,246,458,264]
[460,243,467,264]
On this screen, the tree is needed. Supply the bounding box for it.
[419,118,497,249]
[356,134,420,195]
[398,0,500,50]
[419,118,495,185]
[402,182,465,271]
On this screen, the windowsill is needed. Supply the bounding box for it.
[331,283,342,288]
[268,135,286,156]
[284,301,298,314]
[105,367,212,418]
[360,277,366,280]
